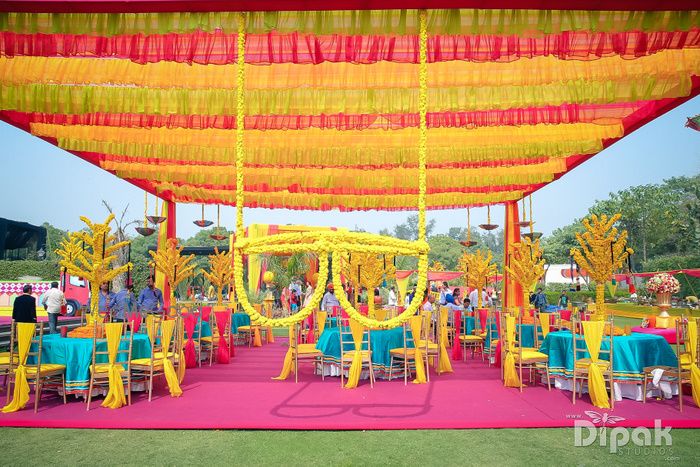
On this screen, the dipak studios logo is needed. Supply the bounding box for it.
[574,411,675,457]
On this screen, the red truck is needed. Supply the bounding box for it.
[0,271,89,317]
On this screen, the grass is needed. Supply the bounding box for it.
[0,428,697,466]
[608,303,698,317]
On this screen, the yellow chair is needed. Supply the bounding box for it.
[292,323,325,383]
[460,309,485,360]
[87,322,134,410]
[130,319,182,401]
[236,304,262,347]
[388,315,429,385]
[642,318,699,412]
[3,322,66,413]
[533,310,560,348]
[501,313,551,392]
[417,311,440,373]
[339,318,375,389]
[200,310,232,366]
[572,317,614,409]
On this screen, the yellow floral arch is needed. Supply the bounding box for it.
[232,10,430,329]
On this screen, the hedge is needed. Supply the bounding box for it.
[0,260,60,281]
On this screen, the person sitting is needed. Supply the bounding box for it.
[462,297,473,313]
[373,288,382,306]
[290,290,300,312]
[439,282,451,305]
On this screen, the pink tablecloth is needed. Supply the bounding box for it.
[631,326,678,344]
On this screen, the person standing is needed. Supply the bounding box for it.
[138,276,164,314]
[387,286,398,306]
[97,282,115,315]
[439,282,451,305]
[557,291,569,310]
[303,281,314,308]
[320,283,340,312]
[110,283,137,321]
[41,281,66,333]
[13,284,37,323]
[533,287,548,313]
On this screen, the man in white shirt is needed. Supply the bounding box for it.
[41,281,66,334]
[387,286,398,306]
[422,293,435,312]
[320,283,340,312]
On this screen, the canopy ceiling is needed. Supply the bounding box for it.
[0,6,698,211]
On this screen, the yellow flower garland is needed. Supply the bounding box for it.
[231,10,431,329]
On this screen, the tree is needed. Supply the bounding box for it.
[392,214,435,240]
[541,222,585,264]
[42,222,68,261]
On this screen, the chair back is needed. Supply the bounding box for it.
[339,317,370,354]
[533,310,560,347]
[314,311,328,339]
[685,317,700,368]
[8,322,38,373]
[26,323,44,372]
[90,322,134,372]
[572,317,613,366]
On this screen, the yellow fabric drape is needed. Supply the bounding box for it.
[265,302,274,344]
[4,75,692,115]
[101,323,126,409]
[396,276,411,305]
[344,319,365,389]
[317,311,327,336]
[272,326,295,380]
[176,320,186,384]
[2,323,34,413]
[539,312,550,339]
[582,320,610,409]
[503,315,521,388]
[146,315,158,345]
[686,319,700,407]
[438,308,453,374]
[160,320,183,397]
[409,315,427,384]
[5,50,699,90]
[375,308,388,322]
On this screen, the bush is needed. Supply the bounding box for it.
[641,254,700,299]
[0,260,60,281]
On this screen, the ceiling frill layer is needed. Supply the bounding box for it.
[0,5,698,211]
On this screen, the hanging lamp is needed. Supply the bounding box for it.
[479,205,499,231]
[210,205,228,241]
[518,197,531,228]
[460,207,477,247]
[135,191,155,236]
[194,204,214,228]
[521,195,542,240]
[146,194,166,224]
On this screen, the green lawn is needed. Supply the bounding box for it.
[0,428,697,466]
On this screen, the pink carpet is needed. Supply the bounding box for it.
[1,338,699,430]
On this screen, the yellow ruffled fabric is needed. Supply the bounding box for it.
[160,320,183,397]
[539,312,550,339]
[101,323,127,409]
[2,10,697,36]
[409,315,427,384]
[344,319,365,389]
[156,182,524,211]
[582,321,610,409]
[503,316,521,388]
[146,315,158,345]
[687,320,700,407]
[4,74,692,115]
[4,50,699,90]
[1,323,34,413]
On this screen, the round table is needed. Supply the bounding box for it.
[315,326,413,377]
[631,326,678,344]
[36,333,151,395]
[539,330,678,401]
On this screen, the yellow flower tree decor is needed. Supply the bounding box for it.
[570,213,633,320]
[458,250,497,308]
[56,214,131,317]
[504,237,545,312]
[341,252,396,319]
[431,260,445,271]
[149,238,197,304]
[202,247,234,306]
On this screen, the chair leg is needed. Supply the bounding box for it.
[545,365,551,391]
[127,374,132,406]
[572,373,577,405]
[679,374,683,413]
[61,374,67,404]
[148,368,154,402]
[86,375,94,411]
[6,375,11,404]
[609,374,615,410]
[34,380,42,414]
[320,357,325,381]
[369,359,375,388]
[518,363,523,392]
[388,356,393,381]
[642,373,648,404]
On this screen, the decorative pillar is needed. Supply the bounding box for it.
[503,201,523,310]
[156,200,177,309]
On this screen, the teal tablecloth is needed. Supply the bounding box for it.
[316,327,413,373]
[36,333,151,394]
[199,312,251,337]
[483,323,535,349]
[539,330,678,381]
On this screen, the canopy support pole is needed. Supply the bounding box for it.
[155,199,177,309]
[503,201,524,311]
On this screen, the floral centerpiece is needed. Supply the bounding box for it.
[645,273,680,317]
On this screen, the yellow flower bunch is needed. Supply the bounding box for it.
[341,252,396,318]
[149,238,197,302]
[570,213,633,318]
[505,237,545,308]
[56,214,131,316]
[458,249,497,308]
[202,247,234,305]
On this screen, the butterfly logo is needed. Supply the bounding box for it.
[585,410,625,427]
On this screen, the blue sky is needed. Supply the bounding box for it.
[1,96,699,239]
